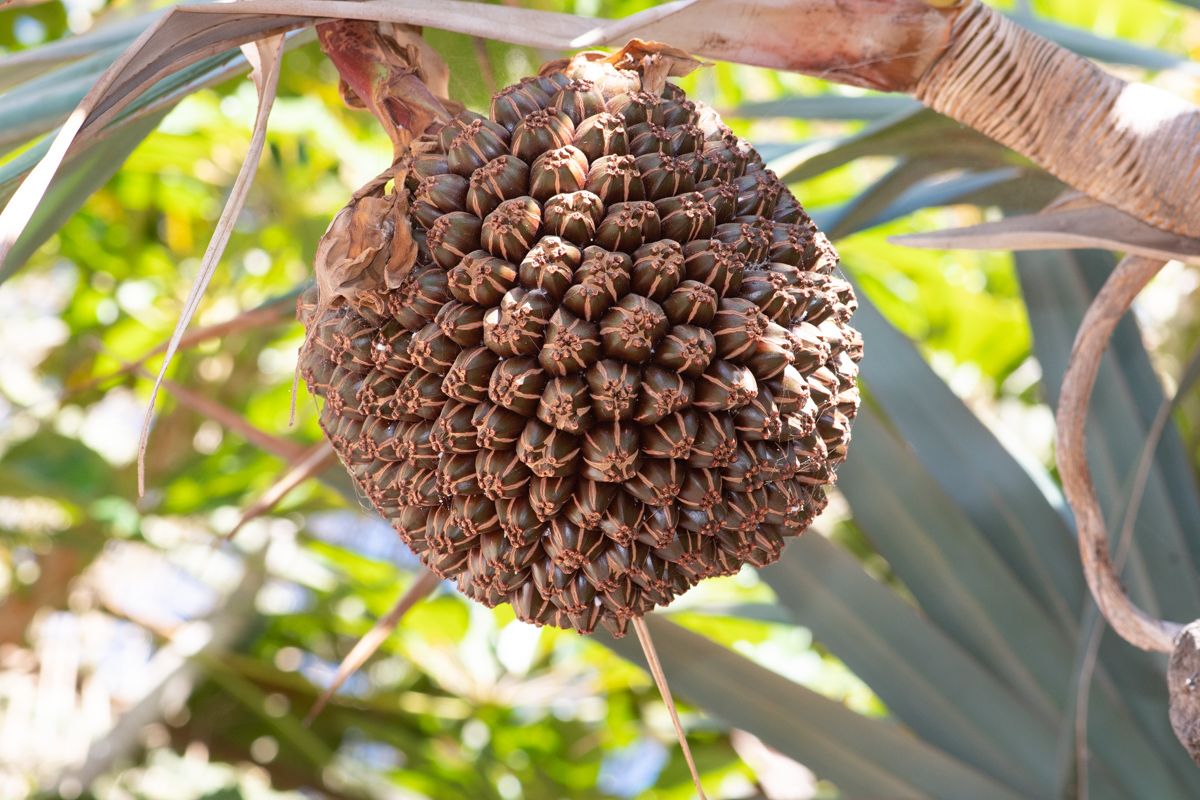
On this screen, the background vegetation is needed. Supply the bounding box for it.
[3,0,1200,798]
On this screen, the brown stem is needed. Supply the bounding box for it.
[88,338,307,462]
[1054,254,1180,653]
[914,3,1200,239]
[1073,387,1178,796]
[632,616,708,800]
[69,295,295,400]
[303,568,440,725]
[626,0,965,93]
[223,442,336,541]
[317,19,452,157]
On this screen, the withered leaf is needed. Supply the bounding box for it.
[604,38,713,95]
[313,183,418,314]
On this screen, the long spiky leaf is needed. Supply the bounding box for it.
[632,616,709,800]
[0,0,968,277]
[136,35,286,496]
[891,203,1200,265]
[303,568,441,725]
[224,442,336,541]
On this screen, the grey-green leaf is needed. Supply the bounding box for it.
[734,94,922,121]
[771,107,1018,186]
[598,615,1029,800]
[0,12,157,93]
[761,533,1060,799]
[852,290,1083,631]
[0,111,168,280]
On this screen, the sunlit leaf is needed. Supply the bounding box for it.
[1,110,167,280]
[734,94,921,121]
[0,11,157,92]
[891,203,1200,267]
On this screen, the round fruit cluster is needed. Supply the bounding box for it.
[299,59,861,637]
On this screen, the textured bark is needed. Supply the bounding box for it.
[915,2,1200,238]
[1169,622,1200,766]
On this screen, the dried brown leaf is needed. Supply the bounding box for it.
[313,196,393,300]
[603,38,712,95]
[181,0,642,50]
[136,34,287,496]
[383,22,454,108]
[312,173,416,313]
[290,156,414,424]
[303,568,441,725]
[178,0,954,89]
[224,442,336,540]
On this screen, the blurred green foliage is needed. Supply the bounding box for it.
[3,0,1200,799]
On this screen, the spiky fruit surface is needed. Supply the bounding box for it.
[298,59,862,638]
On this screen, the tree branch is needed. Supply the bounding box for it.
[1054,253,1180,653]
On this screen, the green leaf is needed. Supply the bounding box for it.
[838,404,1074,710]
[680,602,794,625]
[0,11,156,92]
[597,615,1029,800]
[821,158,977,239]
[837,167,1066,234]
[770,107,1018,186]
[838,402,1199,796]
[0,30,317,280]
[0,43,129,157]
[851,290,1083,632]
[0,44,267,279]
[937,170,1066,216]
[733,94,922,121]
[826,294,1199,797]
[0,135,53,208]
[761,534,1059,799]
[0,110,168,281]
[812,162,1066,237]
[200,653,334,767]
[0,430,119,503]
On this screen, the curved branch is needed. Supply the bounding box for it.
[1054,253,1182,653]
